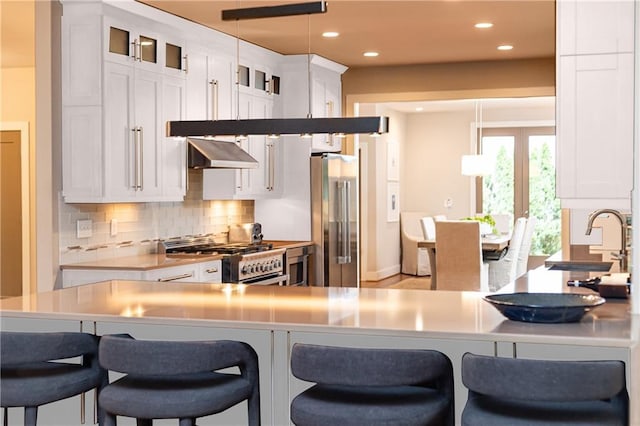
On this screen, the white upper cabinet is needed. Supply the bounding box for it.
[185,47,235,121]
[61,2,187,202]
[557,0,634,56]
[555,0,634,209]
[202,92,281,200]
[280,55,347,153]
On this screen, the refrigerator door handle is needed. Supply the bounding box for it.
[337,180,351,264]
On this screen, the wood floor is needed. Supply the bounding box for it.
[360,273,430,289]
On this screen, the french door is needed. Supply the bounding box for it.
[476,126,560,256]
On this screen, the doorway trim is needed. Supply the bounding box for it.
[1,121,31,296]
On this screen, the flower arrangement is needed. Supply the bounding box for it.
[461,214,499,235]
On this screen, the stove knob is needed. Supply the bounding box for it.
[242,265,248,274]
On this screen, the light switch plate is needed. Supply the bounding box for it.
[77,219,93,238]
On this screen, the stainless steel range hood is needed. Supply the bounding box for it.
[187,138,258,169]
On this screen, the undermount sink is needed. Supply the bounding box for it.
[546,261,613,272]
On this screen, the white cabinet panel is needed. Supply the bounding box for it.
[104,63,163,201]
[162,75,187,198]
[558,0,634,56]
[185,48,236,121]
[556,53,633,203]
[62,106,103,200]
[62,14,102,106]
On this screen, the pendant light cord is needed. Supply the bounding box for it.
[307,13,312,119]
[236,17,241,121]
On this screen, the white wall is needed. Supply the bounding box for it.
[403,102,556,218]
[360,105,406,281]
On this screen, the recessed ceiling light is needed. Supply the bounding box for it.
[497,44,513,51]
[475,22,493,29]
[415,107,424,112]
[322,31,339,38]
[363,51,379,57]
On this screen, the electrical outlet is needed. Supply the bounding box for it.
[444,198,453,209]
[110,219,118,237]
[76,219,93,238]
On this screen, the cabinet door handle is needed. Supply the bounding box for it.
[131,39,141,61]
[132,127,143,190]
[209,79,219,120]
[205,267,218,274]
[267,142,275,191]
[157,272,194,282]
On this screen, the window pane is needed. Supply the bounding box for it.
[528,135,560,255]
[482,136,514,218]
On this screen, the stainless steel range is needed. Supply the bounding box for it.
[159,237,287,285]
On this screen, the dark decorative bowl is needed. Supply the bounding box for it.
[483,293,606,323]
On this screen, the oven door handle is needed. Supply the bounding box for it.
[242,274,289,286]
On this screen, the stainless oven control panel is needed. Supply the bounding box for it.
[237,248,285,281]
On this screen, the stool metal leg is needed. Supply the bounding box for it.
[136,419,152,426]
[178,419,195,426]
[24,407,37,426]
[3,407,7,426]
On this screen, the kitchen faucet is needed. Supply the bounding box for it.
[585,209,629,273]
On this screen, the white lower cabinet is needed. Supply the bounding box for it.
[62,260,222,287]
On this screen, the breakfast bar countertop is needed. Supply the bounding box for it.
[0,269,635,346]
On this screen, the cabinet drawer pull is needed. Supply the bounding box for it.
[157,272,193,282]
[205,267,219,274]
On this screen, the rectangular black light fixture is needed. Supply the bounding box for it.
[167,117,389,137]
[222,1,327,21]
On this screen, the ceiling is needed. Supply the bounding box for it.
[138,0,556,69]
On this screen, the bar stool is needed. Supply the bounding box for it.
[461,352,629,425]
[290,343,454,426]
[0,331,108,426]
[98,335,260,426]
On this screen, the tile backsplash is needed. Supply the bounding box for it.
[59,196,254,265]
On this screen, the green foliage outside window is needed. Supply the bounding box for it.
[482,141,560,256]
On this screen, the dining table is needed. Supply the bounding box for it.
[418,233,511,289]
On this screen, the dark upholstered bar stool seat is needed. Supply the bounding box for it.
[0,331,108,426]
[98,335,260,426]
[461,353,629,426]
[290,344,454,426]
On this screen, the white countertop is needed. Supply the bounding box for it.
[1,269,635,347]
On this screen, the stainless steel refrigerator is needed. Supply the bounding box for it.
[310,153,359,287]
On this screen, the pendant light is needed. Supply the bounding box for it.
[461,100,492,177]
[167,1,389,138]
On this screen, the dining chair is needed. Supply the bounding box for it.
[488,217,527,291]
[516,216,537,277]
[290,343,454,426]
[490,213,513,234]
[420,216,436,240]
[435,220,488,291]
[98,335,261,426]
[400,211,431,276]
[1,331,108,426]
[461,352,628,425]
